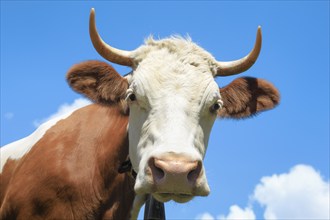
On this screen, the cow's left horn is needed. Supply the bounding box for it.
[216,26,262,76]
[89,8,133,66]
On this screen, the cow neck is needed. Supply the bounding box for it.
[118,159,166,220]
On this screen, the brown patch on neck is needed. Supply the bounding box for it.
[1,104,134,219]
[1,158,20,206]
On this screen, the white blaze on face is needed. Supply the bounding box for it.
[127,37,221,200]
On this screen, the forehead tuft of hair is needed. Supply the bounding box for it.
[144,35,193,45]
[131,35,218,75]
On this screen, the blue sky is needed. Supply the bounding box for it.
[1,1,329,219]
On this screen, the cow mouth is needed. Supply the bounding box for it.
[152,192,194,203]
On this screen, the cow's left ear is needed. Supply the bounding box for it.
[67,60,128,105]
[218,77,280,119]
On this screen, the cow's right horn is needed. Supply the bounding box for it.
[215,26,262,76]
[89,8,133,67]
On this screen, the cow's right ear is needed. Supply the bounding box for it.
[66,61,128,105]
[218,77,280,119]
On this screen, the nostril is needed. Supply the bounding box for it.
[149,158,165,183]
[187,161,202,184]
[149,156,203,186]
[154,165,165,179]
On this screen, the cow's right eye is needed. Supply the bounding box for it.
[129,93,136,101]
[125,88,136,102]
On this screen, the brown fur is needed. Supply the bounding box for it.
[219,77,280,119]
[0,104,134,220]
[0,159,19,208]
[67,61,129,107]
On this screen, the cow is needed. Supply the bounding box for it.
[0,8,280,220]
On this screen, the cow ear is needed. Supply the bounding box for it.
[67,61,128,105]
[218,77,280,119]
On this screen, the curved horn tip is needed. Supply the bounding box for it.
[90,8,96,20]
[90,8,95,20]
[257,26,262,36]
[88,7,133,66]
[215,26,263,77]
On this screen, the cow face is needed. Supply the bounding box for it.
[125,38,225,202]
[67,9,280,204]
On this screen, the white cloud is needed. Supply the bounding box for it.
[195,212,215,220]
[196,164,329,220]
[218,205,256,220]
[195,206,255,220]
[253,164,329,220]
[33,98,91,127]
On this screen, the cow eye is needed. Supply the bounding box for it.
[125,88,136,102]
[129,93,136,101]
[210,102,221,113]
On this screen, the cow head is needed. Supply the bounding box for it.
[67,9,280,203]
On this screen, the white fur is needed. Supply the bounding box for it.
[130,194,148,219]
[128,37,222,202]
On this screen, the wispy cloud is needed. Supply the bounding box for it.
[196,164,329,220]
[4,112,14,120]
[33,98,92,127]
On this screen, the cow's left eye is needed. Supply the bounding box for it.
[210,102,221,113]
